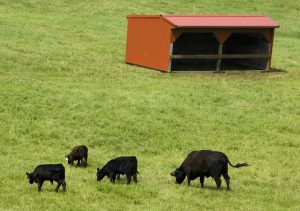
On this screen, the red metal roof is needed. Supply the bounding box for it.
[161,15,279,28]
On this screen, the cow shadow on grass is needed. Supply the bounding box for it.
[201,186,231,192]
[73,164,88,168]
[191,186,230,191]
[183,182,232,192]
[30,184,67,193]
[100,176,138,185]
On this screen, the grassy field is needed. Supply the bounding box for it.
[0,0,300,210]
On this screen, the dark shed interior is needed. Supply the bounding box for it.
[222,33,269,70]
[171,32,270,71]
[172,33,218,71]
[173,33,219,55]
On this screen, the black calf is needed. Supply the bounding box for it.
[26,164,66,192]
[97,156,139,184]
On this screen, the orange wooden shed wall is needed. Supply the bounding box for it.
[125,16,171,72]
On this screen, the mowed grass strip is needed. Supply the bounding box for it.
[0,0,299,210]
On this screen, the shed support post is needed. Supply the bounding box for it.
[168,44,173,72]
[265,43,271,71]
[216,43,223,71]
[266,29,274,71]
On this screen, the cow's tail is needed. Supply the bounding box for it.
[226,156,249,168]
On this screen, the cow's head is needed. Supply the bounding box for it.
[65,154,74,165]
[26,172,35,184]
[96,168,105,181]
[170,168,186,184]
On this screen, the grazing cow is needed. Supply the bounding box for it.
[65,145,88,167]
[26,164,66,192]
[97,156,139,184]
[170,150,248,190]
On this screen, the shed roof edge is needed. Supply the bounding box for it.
[162,14,279,28]
[126,14,279,28]
[127,15,176,28]
[127,15,161,18]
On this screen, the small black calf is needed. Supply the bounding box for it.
[97,156,138,184]
[65,145,88,167]
[26,164,66,192]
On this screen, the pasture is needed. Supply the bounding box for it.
[0,0,299,210]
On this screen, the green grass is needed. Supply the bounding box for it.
[0,0,300,210]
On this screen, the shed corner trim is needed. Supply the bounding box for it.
[160,14,177,28]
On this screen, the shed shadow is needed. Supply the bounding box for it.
[261,68,288,73]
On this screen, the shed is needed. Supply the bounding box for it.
[125,15,279,72]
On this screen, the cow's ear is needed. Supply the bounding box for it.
[26,172,30,177]
[170,172,175,176]
[97,168,100,172]
[65,155,68,158]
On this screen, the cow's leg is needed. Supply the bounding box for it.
[126,174,132,184]
[82,157,87,167]
[62,180,67,192]
[200,176,205,188]
[214,177,222,189]
[222,164,230,191]
[109,173,116,183]
[77,159,81,166]
[55,180,62,192]
[187,178,191,186]
[37,179,44,192]
[187,174,191,186]
[223,174,230,191]
[116,174,120,180]
[85,156,88,166]
[112,174,117,183]
[132,173,138,183]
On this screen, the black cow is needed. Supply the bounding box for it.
[170,150,248,190]
[65,145,88,167]
[97,156,138,184]
[26,164,66,192]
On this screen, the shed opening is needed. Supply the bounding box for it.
[221,33,269,70]
[170,32,270,71]
[171,33,219,71]
[171,59,217,71]
[173,33,219,55]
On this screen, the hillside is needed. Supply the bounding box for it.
[0,0,299,210]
